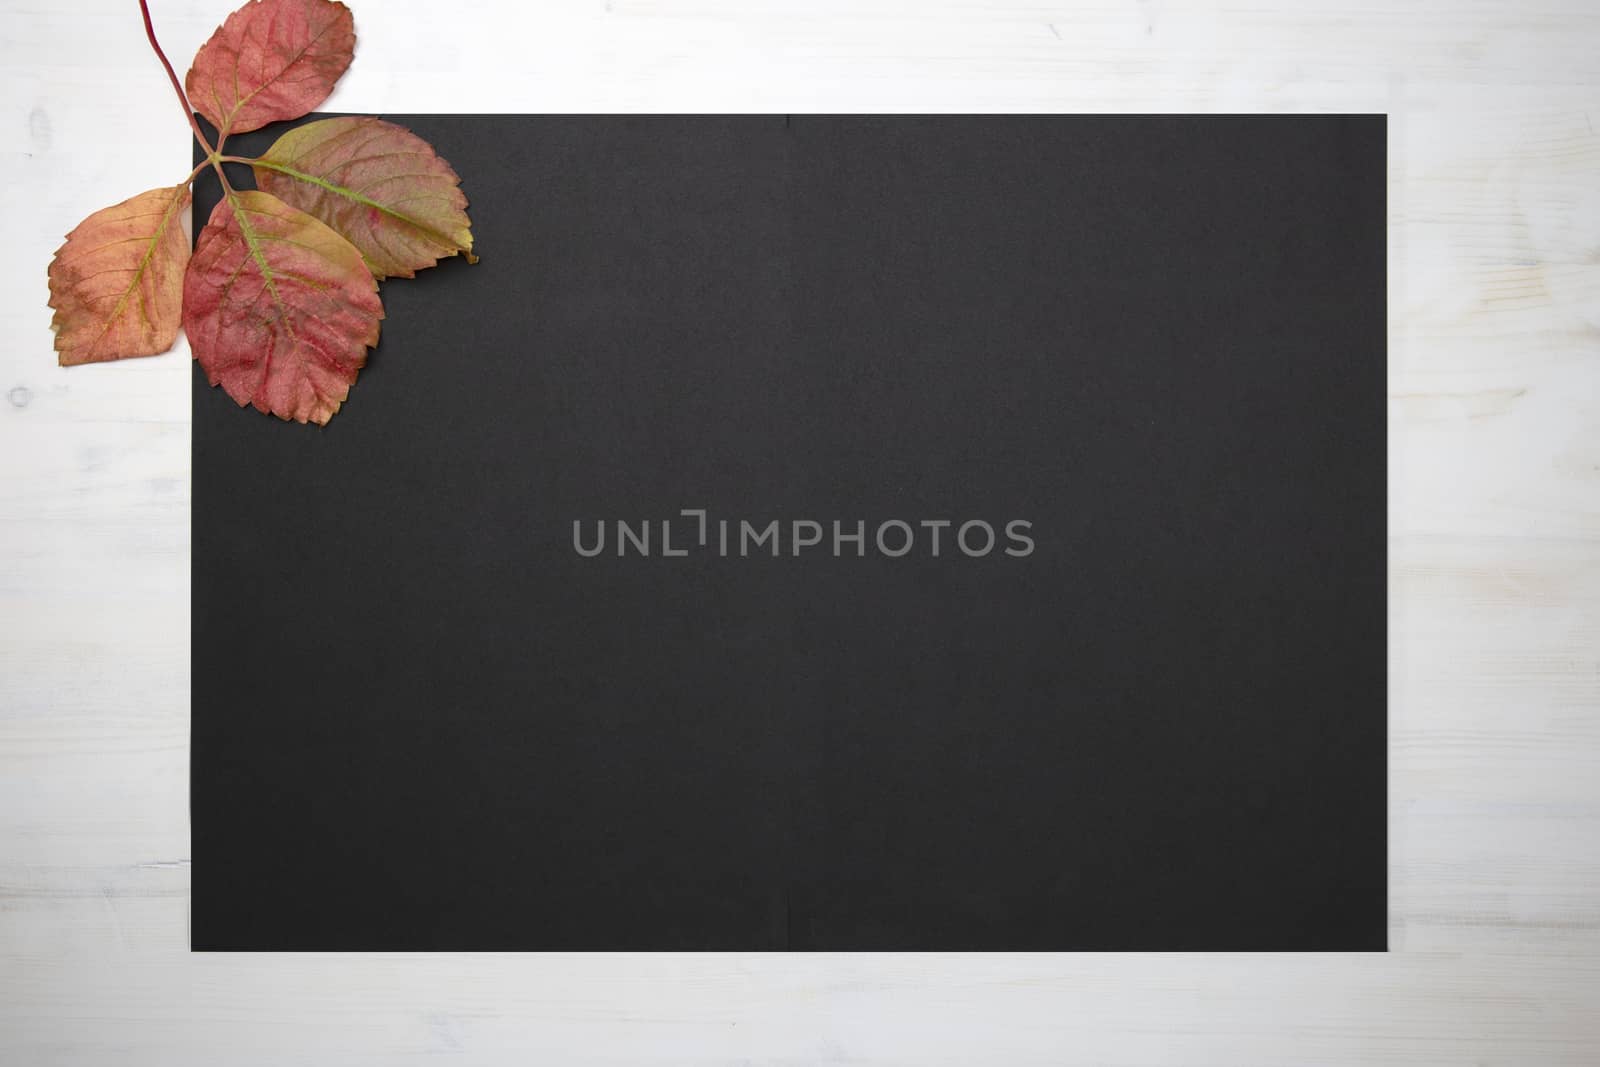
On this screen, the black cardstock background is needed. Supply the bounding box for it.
[192,116,1387,951]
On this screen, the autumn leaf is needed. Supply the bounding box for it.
[185,0,355,138]
[53,0,475,425]
[253,116,476,279]
[185,190,383,425]
[48,185,192,366]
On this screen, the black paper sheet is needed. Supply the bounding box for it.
[192,116,1387,950]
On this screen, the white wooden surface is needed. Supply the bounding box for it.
[3,0,1598,1062]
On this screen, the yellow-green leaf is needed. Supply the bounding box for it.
[254,116,475,280]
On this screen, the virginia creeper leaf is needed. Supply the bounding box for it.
[185,0,355,137]
[48,185,192,366]
[185,190,383,425]
[253,116,476,280]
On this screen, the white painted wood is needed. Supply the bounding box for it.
[3,0,1598,1061]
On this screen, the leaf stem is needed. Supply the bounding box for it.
[138,0,224,181]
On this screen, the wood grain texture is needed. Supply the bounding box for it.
[2,0,1597,1061]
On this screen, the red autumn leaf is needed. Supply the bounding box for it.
[185,190,383,425]
[48,185,192,366]
[185,0,356,137]
[54,0,476,425]
[254,116,476,280]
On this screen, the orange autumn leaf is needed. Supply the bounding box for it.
[254,116,476,280]
[185,190,383,425]
[185,0,355,137]
[48,185,191,367]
